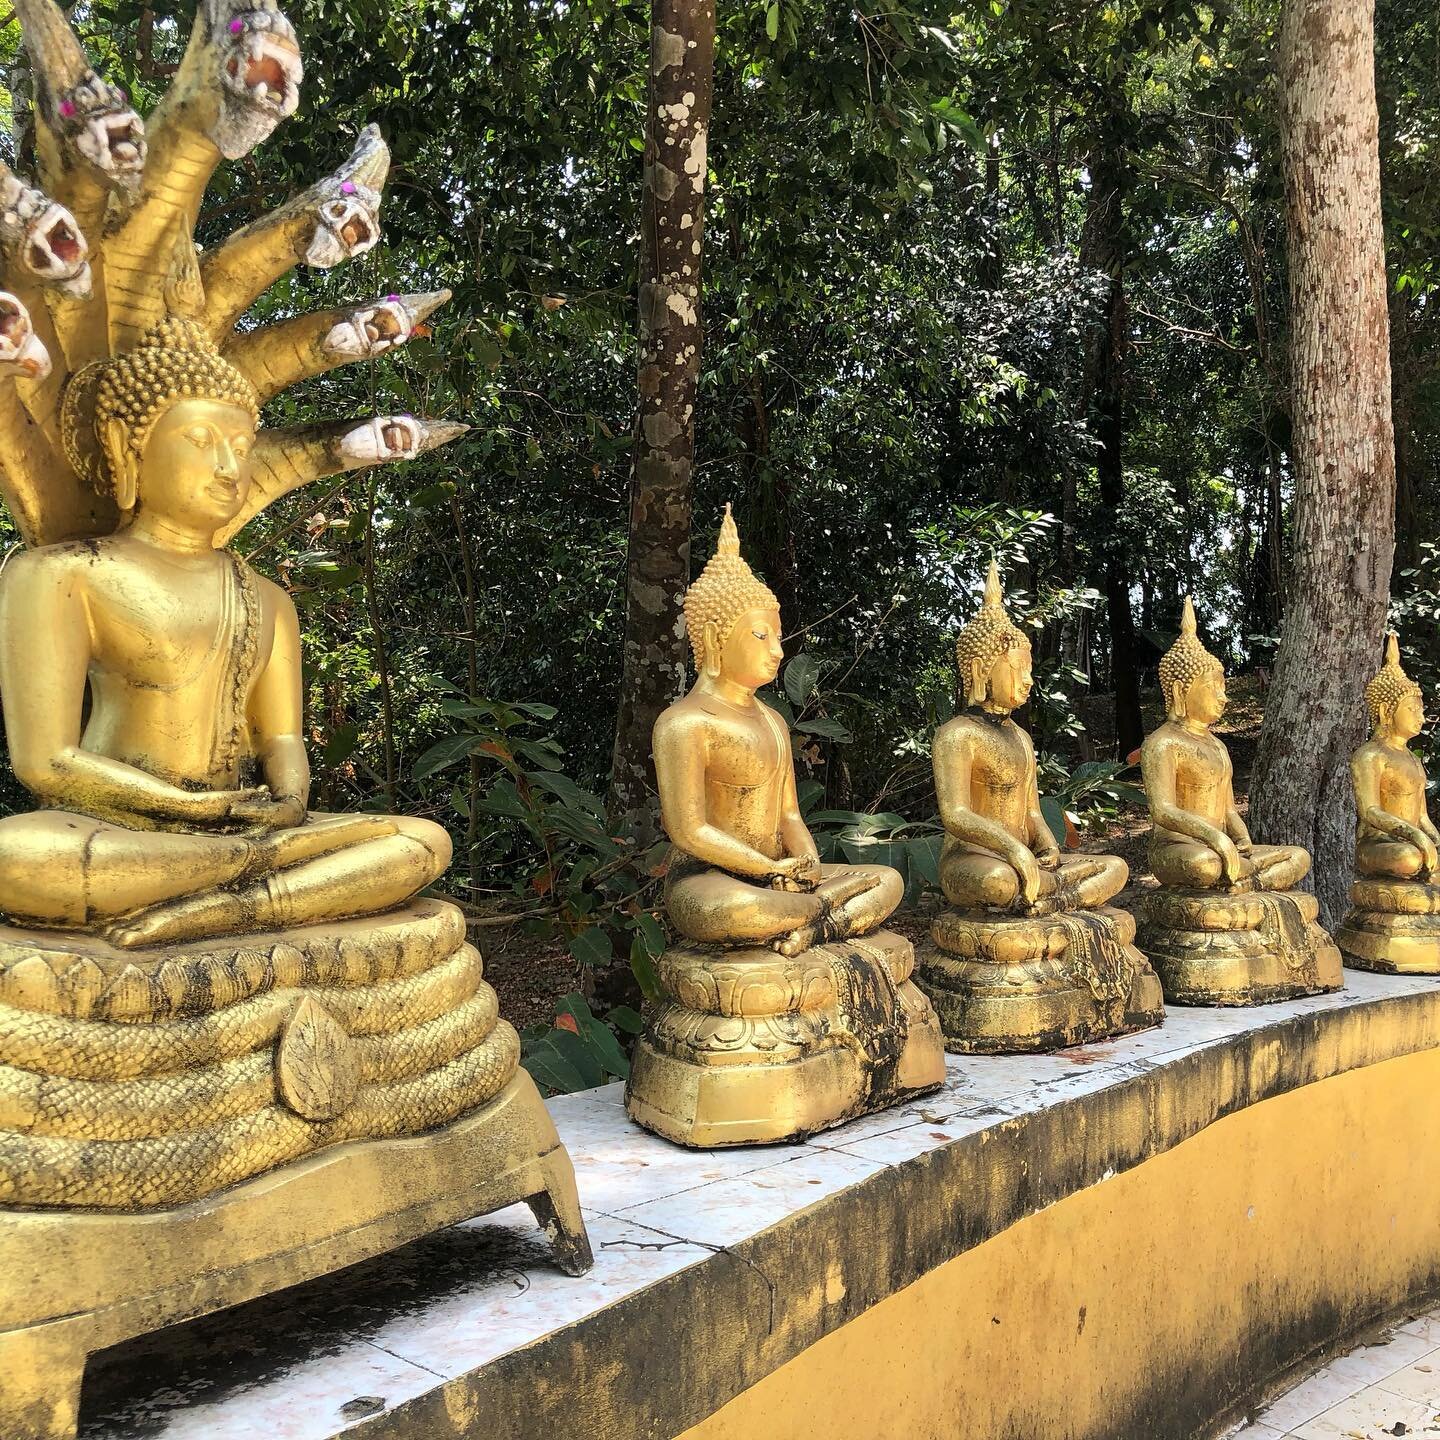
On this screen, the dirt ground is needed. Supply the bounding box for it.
[481,678,1271,1027]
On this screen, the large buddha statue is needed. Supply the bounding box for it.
[917,562,1163,1051]
[1335,635,1440,971]
[0,6,588,1437]
[1136,599,1341,1003]
[625,508,944,1146]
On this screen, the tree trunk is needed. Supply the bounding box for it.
[1096,265,1143,758]
[607,0,715,840]
[1087,122,1143,759]
[1250,0,1397,925]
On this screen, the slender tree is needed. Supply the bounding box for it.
[607,0,716,839]
[1250,0,1397,923]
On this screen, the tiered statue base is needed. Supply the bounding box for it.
[1135,885,1343,1005]
[0,900,592,1440]
[917,905,1165,1054]
[1336,878,1440,973]
[626,929,946,1147]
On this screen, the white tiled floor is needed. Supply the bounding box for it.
[1231,1306,1440,1438]
[78,968,1440,1438]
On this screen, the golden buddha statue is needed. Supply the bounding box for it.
[917,562,1163,1051]
[1136,599,1342,1004]
[0,6,589,1437]
[1335,635,1440,971]
[625,508,945,1147]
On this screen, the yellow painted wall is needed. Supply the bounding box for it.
[683,1049,1440,1440]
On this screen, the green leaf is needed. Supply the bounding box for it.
[629,936,663,1002]
[322,723,360,767]
[607,1005,645,1036]
[784,652,820,706]
[794,716,852,743]
[413,732,479,780]
[568,926,614,967]
[522,1045,587,1095]
[765,2,779,40]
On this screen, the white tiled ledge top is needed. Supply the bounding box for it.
[82,965,1440,1440]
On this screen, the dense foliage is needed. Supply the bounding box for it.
[2,0,1435,1044]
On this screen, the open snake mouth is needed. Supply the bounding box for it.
[324,298,413,359]
[308,189,381,267]
[222,16,302,116]
[0,295,51,379]
[61,80,147,175]
[26,208,87,278]
[339,415,421,464]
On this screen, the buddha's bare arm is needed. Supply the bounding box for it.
[654,714,796,879]
[934,723,1041,895]
[1142,736,1238,861]
[777,739,822,879]
[0,554,260,826]
[1222,767,1253,849]
[237,580,309,829]
[1024,734,1060,865]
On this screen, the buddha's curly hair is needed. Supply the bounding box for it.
[79,315,259,496]
[1365,633,1423,726]
[1158,597,1224,709]
[684,505,780,667]
[954,560,1028,706]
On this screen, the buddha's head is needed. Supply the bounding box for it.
[1159,597,1226,725]
[87,315,260,530]
[685,505,784,687]
[1366,633,1425,741]
[955,560,1032,713]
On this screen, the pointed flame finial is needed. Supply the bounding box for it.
[982,556,1004,609]
[1180,595,1197,638]
[717,502,741,558]
[1386,631,1401,668]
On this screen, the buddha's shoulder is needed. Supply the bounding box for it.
[0,536,116,592]
[935,713,1024,748]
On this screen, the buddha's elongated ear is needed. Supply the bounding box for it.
[1167,680,1187,719]
[100,418,137,511]
[703,621,722,680]
[967,657,989,707]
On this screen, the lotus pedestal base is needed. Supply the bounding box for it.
[626,929,946,1148]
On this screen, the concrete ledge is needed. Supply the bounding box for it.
[80,968,1440,1440]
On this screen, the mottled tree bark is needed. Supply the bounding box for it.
[1250,0,1396,925]
[607,0,715,840]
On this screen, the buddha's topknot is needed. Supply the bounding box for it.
[1365,633,1423,727]
[954,559,1028,706]
[1158,597,1223,712]
[684,505,780,667]
[79,315,259,497]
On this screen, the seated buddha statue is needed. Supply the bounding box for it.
[625,508,944,1147]
[0,9,590,1434]
[1136,598,1341,1003]
[918,561,1163,1052]
[1335,635,1440,971]
[0,319,450,950]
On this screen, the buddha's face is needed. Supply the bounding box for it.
[1390,691,1426,742]
[986,641,1033,712]
[718,606,784,690]
[1179,666,1227,726]
[136,397,256,530]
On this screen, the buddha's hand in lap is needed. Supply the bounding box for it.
[769,854,821,893]
[228,790,306,831]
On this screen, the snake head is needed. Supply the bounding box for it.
[0,294,52,380]
[214,5,303,159]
